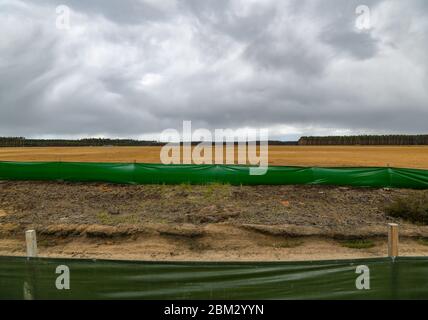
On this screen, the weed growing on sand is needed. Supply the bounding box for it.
[38,238,57,248]
[178,182,193,192]
[417,238,428,246]
[340,239,375,249]
[271,239,303,248]
[385,193,428,225]
[203,183,231,200]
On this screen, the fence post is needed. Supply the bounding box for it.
[25,230,38,258]
[388,223,399,258]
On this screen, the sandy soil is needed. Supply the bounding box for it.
[1,181,428,261]
[2,228,428,261]
[0,146,428,168]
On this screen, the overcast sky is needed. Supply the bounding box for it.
[0,0,427,140]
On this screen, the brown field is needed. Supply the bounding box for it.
[0,145,428,168]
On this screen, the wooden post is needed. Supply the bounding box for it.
[25,230,38,257]
[388,223,399,258]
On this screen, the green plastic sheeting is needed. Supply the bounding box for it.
[1,256,428,299]
[0,161,428,188]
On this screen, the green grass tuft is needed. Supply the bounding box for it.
[340,239,376,249]
[271,239,304,248]
[417,238,428,246]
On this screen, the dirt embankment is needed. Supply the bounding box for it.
[1,181,428,261]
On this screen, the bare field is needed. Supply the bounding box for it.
[0,145,428,168]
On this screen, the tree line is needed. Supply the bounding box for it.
[3,135,428,146]
[0,137,164,147]
[298,135,428,145]
[0,137,299,147]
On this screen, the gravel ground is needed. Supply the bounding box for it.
[0,181,423,231]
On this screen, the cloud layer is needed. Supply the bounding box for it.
[1,0,427,140]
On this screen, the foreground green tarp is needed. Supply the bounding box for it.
[0,256,427,299]
[0,161,428,188]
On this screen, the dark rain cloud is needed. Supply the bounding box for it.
[0,0,427,139]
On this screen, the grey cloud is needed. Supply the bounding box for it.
[243,33,328,75]
[38,0,174,24]
[321,30,378,60]
[183,0,277,42]
[0,0,427,139]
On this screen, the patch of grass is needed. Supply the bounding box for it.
[38,239,57,248]
[96,212,141,225]
[178,182,193,192]
[203,183,231,199]
[417,238,428,246]
[340,239,376,249]
[187,240,212,252]
[385,193,428,225]
[272,239,303,248]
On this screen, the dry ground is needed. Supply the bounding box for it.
[1,181,428,261]
[2,235,428,261]
[1,145,428,261]
[0,146,428,168]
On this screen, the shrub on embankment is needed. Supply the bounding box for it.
[385,193,428,224]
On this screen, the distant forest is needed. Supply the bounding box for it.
[1,135,427,147]
[0,137,164,147]
[0,137,297,147]
[298,135,428,145]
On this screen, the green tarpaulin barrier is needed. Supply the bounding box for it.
[1,256,427,299]
[0,161,428,188]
